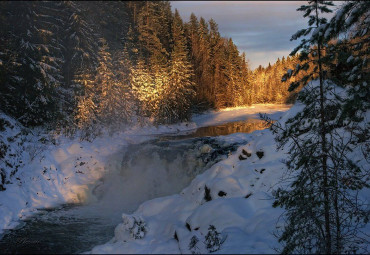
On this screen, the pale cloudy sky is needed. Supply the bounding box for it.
[171,1,335,70]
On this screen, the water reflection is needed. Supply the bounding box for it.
[160,119,270,140]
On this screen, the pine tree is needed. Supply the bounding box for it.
[208,18,224,106]
[63,2,99,89]
[95,39,116,126]
[197,17,212,106]
[74,69,98,140]
[130,59,155,120]
[0,2,61,126]
[323,1,370,125]
[204,225,225,253]
[163,9,195,124]
[136,1,169,67]
[112,47,135,126]
[266,1,369,253]
[188,235,201,254]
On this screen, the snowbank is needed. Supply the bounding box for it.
[89,94,369,254]
[89,128,289,254]
[0,116,196,235]
[0,105,290,237]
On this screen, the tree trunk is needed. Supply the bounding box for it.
[315,1,331,253]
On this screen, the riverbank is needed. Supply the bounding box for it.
[0,105,291,237]
[88,100,369,254]
[88,110,295,254]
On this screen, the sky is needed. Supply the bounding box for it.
[170,1,332,70]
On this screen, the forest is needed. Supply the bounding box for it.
[0,1,301,138]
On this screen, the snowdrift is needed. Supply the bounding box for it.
[89,86,369,254]
[89,127,288,254]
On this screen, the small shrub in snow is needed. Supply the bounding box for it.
[204,225,226,253]
[189,235,201,254]
[122,214,147,239]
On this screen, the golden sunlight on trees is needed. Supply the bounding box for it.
[0,0,308,133]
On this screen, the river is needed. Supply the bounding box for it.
[0,119,270,254]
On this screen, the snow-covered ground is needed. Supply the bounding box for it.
[192,104,291,127]
[88,100,369,254]
[1,99,368,253]
[89,128,287,254]
[0,104,290,237]
[88,117,291,254]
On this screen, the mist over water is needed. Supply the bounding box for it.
[84,138,233,219]
[0,118,274,254]
[0,133,241,254]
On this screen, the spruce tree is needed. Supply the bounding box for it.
[95,39,116,126]
[264,1,369,253]
[74,69,98,140]
[130,59,155,120]
[112,47,135,126]
[0,2,61,127]
[164,9,195,124]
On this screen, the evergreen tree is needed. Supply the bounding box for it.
[74,69,98,140]
[0,2,61,126]
[208,18,224,106]
[95,39,116,126]
[323,1,370,124]
[266,1,369,253]
[136,1,170,68]
[112,47,135,126]
[204,225,225,253]
[163,9,195,123]
[130,59,156,120]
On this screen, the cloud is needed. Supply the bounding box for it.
[171,1,334,69]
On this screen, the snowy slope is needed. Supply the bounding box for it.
[89,98,369,254]
[88,117,294,254]
[88,128,288,254]
[0,118,194,235]
[0,105,290,237]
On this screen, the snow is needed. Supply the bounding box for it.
[0,104,289,237]
[192,104,291,128]
[0,118,189,235]
[1,99,368,253]
[87,88,369,254]
[89,125,287,254]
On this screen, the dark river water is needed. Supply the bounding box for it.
[0,119,269,254]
